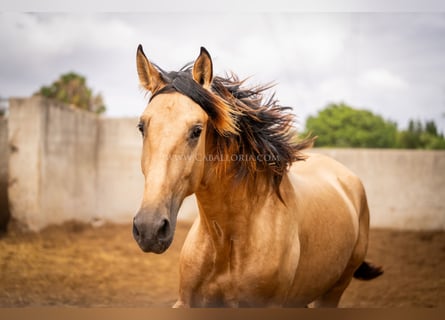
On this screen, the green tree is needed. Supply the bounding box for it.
[35,72,106,114]
[305,103,398,148]
[397,119,445,149]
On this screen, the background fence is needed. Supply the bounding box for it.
[0,97,444,231]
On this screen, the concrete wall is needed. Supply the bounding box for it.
[8,98,43,230]
[0,117,9,232]
[312,149,445,230]
[8,97,99,231]
[96,117,143,222]
[40,98,99,225]
[5,97,445,231]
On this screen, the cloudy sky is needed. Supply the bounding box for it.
[1,11,444,132]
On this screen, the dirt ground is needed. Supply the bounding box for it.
[0,221,444,307]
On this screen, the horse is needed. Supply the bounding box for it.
[132,44,383,307]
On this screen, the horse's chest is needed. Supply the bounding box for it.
[180,220,300,307]
[188,253,294,307]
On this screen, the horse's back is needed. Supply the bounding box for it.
[285,152,369,305]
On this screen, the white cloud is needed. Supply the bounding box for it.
[358,68,407,90]
[320,77,354,100]
[0,14,128,62]
[1,12,444,133]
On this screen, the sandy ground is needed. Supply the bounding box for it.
[0,221,444,307]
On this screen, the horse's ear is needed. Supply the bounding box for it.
[192,47,213,89]
[136,44,165,93]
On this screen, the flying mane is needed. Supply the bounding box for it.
[149,65,315,199]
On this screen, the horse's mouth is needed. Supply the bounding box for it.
[135,235,173,254]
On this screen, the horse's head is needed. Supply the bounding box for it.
[132,45,235,253]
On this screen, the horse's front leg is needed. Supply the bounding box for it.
[173,300,189,308]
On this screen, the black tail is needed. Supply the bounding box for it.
[353,261,383,280]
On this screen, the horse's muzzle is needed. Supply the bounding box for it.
[132,214,173,254]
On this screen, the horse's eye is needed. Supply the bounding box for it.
[189,125,203,141]
[137,122,144,136]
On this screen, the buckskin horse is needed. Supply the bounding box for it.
[132,45,382,307]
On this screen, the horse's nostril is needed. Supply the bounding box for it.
[157,219,170,240]
[133,221,140,238]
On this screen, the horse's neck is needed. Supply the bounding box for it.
[194,173,288,248]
